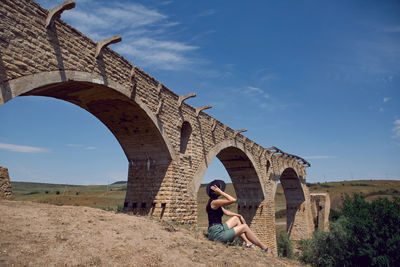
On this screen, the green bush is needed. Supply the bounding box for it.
[298,217,350,266]
[299,194,400,267]
[329,208,341,222]
[277,232,293,258]
[340,194,400,266]
[116,204,124,213]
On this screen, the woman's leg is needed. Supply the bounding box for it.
[225,216,252,245]
[233,224,267,250]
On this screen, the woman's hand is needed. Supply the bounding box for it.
[238,215,246,224]
[210,185,223,195]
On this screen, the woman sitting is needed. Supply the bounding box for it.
[206,179,273,253]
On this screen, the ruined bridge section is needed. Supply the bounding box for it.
[0,0,328,252]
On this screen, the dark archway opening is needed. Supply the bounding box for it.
[196,146,264,236]
[180,121,192,154]
[276,168,305,239]
[0,80,173,215]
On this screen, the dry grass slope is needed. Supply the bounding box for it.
[10,180,400,239]
[0,200,300,266]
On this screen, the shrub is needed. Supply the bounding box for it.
[329,208,341,222]
[45,191,49,194]
[298,217,350,266]
[25,191,39,195]
[116,204,124,213]
[340,194,400,266]
[56,191,60,195]
[299,194,400,266]
[277,232,293,258]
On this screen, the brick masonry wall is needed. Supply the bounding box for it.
[310,193,330,232]
[0,0,329,252]
[0,167,13,199]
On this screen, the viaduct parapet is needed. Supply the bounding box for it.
[0,0,329,252]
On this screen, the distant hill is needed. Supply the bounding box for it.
[112,181,127,185]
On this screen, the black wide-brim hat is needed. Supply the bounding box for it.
[206,179,226,199]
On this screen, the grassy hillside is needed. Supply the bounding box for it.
[11,181,126,210]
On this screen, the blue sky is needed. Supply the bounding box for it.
[1,0,399,185]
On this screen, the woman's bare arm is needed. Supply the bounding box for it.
[222,207,246,224]
[210,185,236,209]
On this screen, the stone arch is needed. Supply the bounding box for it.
[189,139,263,198]
[190,139,269,241]
[1,71,177,163]
[278,167,306,239]
[1,70,178,214]
[179,121,192,154]
[191,140,264,218]
[266,159,271,174]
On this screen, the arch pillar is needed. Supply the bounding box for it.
[279,167,314,242]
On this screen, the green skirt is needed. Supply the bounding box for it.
[208,223,235,243]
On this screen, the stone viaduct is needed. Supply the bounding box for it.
[0,0,329,252]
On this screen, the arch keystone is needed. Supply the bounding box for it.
[45,0,75,28]
[95,35,122,58]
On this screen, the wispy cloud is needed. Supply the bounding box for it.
[0,143,49,153]
[245,86,263,94]
[393,119,400,138]
[196,9,216,17]
[383,97,391,103]
[66,144,96,150]
[244,86,270,99]
[41,0,199,70]
[304,155,336,159]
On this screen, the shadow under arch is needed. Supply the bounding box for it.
[278,167,306,238]
[1,71,177,215]
[190,139,264,225]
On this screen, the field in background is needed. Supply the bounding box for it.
[11,181,127,211]
[10,179,400,238]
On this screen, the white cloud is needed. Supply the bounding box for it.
[393,119,400,138]
[245,86,263,94]
[0,143,49,153]
[49,0,198,71]
[304,155,336,159]
[66,144,96,150]
[383,97,391,103]
[132,38,197,52]
[244,86,270,100]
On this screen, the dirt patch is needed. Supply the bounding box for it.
[0,200,301,266]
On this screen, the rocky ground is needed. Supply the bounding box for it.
[0,200,302,266]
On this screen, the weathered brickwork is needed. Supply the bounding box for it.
[0,167,13,199]
[0,0,330,252]
[310,193,330,232]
